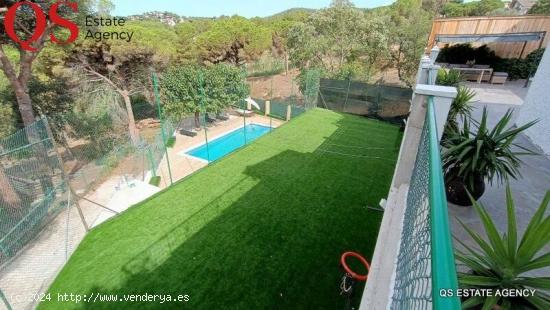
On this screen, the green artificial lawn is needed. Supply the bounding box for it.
[40,109,403,309]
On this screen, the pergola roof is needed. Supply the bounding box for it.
[435,32,546,44]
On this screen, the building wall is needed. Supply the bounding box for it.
[428,16,550,59]
[516,48,550,156]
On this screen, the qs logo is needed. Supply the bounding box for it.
[3,1,79,52]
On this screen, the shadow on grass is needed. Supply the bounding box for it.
[45,113,402,309]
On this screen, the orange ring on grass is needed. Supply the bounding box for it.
[341,252,370,281]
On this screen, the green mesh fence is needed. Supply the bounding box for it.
[291,105,306,118]
[254,100,266,113]
[391,96,460,309]
[0,74,181,309]
[146,117,177,188]
[303,69,321,109]
[270,101,288,120]
[0,118,87,310]
[0,70,319,310]
[391,114,432,309]
[318,78,412,124]
[0,118,67,263]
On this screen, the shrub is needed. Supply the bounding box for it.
[131,95,157,120]
[297,68,321,105]
[437,44,500,66]
[456,186,550,309]
[162,64,249,120]
[438,45,545,80]
[493,49,545,80]
[247,55,285,77]
[436,69,462,87]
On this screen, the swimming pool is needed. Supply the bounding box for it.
[186,124,271,162]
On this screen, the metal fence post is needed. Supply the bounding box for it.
[42,117,89,232]
[152,72,174,185]
[286,105,291,121]
[198,73,211,163]
[147,148,157,178]
[0,289,12,310]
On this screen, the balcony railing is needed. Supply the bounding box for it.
[390,95,460,309]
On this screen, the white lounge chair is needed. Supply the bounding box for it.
[234,109,254,117]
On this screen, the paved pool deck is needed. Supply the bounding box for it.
[155,113,284,189]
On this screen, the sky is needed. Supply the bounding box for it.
[111,0,397,18]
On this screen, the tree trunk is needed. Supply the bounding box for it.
[121,91,140,146]
[284,52,289,76]
[194,111,201,129]
[14,87,36,126]
[0,165,21,209]
[0,38,49,210]
[0,57,34,208]
[0,53,35,126]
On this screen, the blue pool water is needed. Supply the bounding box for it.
[186,124,271,161]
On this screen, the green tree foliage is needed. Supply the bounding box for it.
[70,37,158,145]
[68,112,117,158]
[112,21,179,67]
[471,0,504,15]
[1,77,75,139]
[529,0,550,14]
[442,0,504,17]
[442,2,475,16]
[288,0,390,80]
[195,17,272,65]
[388,0,433,86]
[264,10,310,74]
[174,20,212,63]
[0,0,93,126]
[0,102,15,138]
[162,64,249,126]
[61,81,131,160]
[95,0,115,16]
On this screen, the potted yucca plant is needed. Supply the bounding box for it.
[442,108,537,206]
[443,86,476,138]
[456,186,550,309]
[436,68,462,87]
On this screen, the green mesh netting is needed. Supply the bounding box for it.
[318,79,412,124]
[270,101,288,120]
[0,118,68,263]
[391,115,432,309]
[291,106,306,118]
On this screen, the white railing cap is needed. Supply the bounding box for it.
[414,84,457,99]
